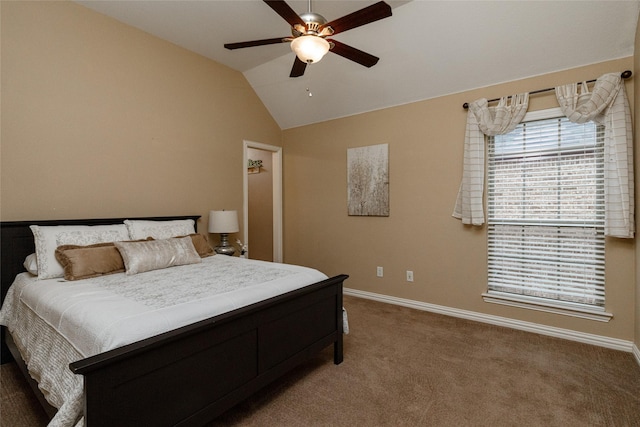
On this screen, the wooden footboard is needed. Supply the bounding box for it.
[70,274,347,427]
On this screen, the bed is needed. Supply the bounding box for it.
[0,215,347,426]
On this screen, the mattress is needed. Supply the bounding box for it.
[0,255,328,427]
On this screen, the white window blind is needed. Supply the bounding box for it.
[487,109,605,312]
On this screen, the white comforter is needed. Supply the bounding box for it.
[0,256,328,427]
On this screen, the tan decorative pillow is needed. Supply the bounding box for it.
[179,234,215,258]
[114,236,201,275]
[55,242,125,281]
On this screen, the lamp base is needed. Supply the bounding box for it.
[214,233,236,256]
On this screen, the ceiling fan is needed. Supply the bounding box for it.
[224,0,392,78]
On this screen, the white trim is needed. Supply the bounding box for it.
[633,343,640,367]
[482,292,613,322]
[344,288,634,353]
[243,141,283,263]
[522,107,563,122]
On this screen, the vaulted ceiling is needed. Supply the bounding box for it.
[77,1,640,129]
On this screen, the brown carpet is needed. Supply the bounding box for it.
[2,295,640,426]
[1,358,49,426]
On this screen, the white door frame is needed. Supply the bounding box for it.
[243,140,283,263]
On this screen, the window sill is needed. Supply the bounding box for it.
[482,292,613,322]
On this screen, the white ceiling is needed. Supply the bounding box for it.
[77,0,640,129]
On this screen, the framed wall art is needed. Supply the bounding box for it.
[347,143,389,216]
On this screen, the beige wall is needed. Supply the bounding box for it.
[283,57,636,341]
[0,1,282,239]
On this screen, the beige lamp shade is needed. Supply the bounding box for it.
[208,210,239,233]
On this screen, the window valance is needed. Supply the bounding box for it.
[452,72,634,238]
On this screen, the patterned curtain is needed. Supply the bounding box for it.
[452,93,529,225]
[556,73,634,238]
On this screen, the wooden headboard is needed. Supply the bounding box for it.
[0,215,201,363]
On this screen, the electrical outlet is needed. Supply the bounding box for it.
[406,270,414,282]
[377,266,384,277]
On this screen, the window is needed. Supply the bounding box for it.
[484,108,611,321]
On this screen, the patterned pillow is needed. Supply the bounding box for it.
[30,224,129,279]
[124,219,196,240]
[114,237,201,275]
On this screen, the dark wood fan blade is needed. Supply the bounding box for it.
[320,1,391,35]
[264,0,306,28]
[224,37,290,50]
[328,39,379,67]
[290,57,307,77]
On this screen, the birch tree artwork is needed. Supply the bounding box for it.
[347,143,389,216]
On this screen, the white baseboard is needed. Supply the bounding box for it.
[344,288,636,355]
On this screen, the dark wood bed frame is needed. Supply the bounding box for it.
[1,216,347,426]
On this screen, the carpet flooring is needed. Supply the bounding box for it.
[2,295,640,426]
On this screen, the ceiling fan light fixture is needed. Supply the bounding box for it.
[290,35,330,64]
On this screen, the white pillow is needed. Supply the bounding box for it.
[114,237,201,275]
[124,219,196,240]
[30,224,129,279]
[23,253,38,275]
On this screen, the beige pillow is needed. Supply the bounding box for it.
[55,242,125,281]
[115,237,201,275]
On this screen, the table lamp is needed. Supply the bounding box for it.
[208,210,239,255]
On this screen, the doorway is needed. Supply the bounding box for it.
[243,141,283,262]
